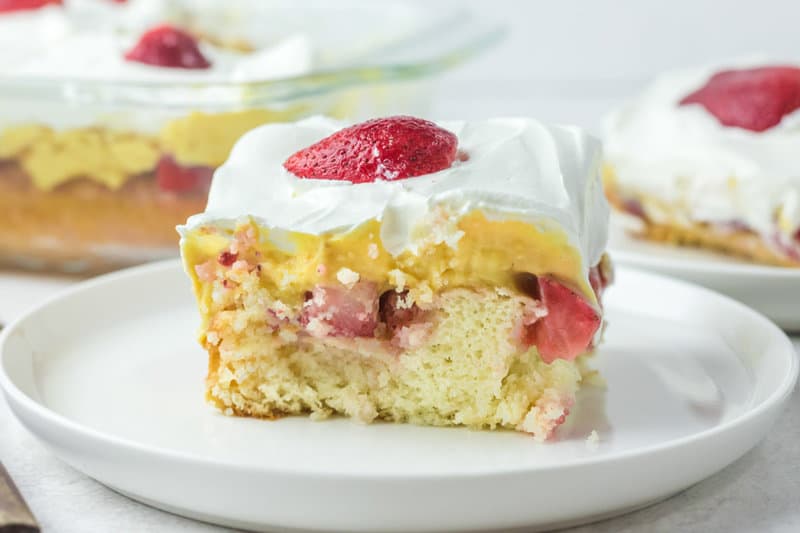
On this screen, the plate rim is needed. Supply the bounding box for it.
[610,247,800,278]
[1,259,797,480]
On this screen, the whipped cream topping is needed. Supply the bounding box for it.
[604,61,800,240]
[0,0,313,83]
[182,116,609,273]
[0,4,69,68]
[14,31,312,83]
[0,0,314,134]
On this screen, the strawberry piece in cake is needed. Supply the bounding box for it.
[180,116,611,441]
[156,155,214,194]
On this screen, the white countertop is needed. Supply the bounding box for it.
[0,271,798,533]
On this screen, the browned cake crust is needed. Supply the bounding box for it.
[0,161,206,272]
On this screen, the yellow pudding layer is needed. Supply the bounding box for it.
[0,108,308,190]
[0,126,160,190]
[181,210,594,331]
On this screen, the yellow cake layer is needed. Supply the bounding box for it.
[200,254,595,439]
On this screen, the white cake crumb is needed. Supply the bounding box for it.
[586,430,599,451]
[206,331,220,346]
[336,267,360,288]
[388,269,408,291]
[269,300,291,320]
[279,271,296,288]
[395,292,414,310]
[367,243,379,259]
[278,329,298,343]
[413,282,434,304]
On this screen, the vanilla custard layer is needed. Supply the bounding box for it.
[182,211,593,326]
[0,107,308,190]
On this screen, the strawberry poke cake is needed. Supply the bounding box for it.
[180,115,612,440]
[0,0,312,271]
[604,63,800,266]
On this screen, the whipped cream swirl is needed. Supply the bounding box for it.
[182,116,609,272]
[604,62,800,240]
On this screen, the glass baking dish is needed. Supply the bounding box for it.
[0,0,502,273]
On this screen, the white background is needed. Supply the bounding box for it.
[431,0,800,131]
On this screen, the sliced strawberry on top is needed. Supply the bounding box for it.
[283,116,459,183]
[155,155,214,194]
[522,277,601,364]
[0,0,61,12]
[302,282,379,338]
[679,66,800,132]
[125,24,211,69]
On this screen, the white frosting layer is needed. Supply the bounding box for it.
[0,4,69,68]
[182,116,609,273]
[0,0,313,133]
[13,31,312,83]
[604,62,800,240]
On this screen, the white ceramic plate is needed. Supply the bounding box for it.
[608,215,800,331]
[1,261,797,532]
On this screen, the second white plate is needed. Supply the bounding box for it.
[608,215,800,331]
[1,261,797,532]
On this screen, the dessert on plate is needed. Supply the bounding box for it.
[180,115,612,440]
[0,0,317,271]
[604,63,800,266]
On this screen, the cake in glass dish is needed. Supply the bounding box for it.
[180,115,612,440]
[0,0,491,272]
[0,0,315,272]
[604,63,800,266]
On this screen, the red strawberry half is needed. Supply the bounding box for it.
[679,66,800,132]
[283,116,459,183]
[0,0,61,12]
[156,155,213,194]
[125,24,210,69]
[521,276,601,364]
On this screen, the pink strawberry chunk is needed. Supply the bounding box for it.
[522,277,601,364]
[679,66,800,132]
[378,290,423,332]
[156,155,214,193]
[302,282,379,337]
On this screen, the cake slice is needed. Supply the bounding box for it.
[179,116,612,440]
[604,64,800,266]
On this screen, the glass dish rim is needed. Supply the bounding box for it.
[0,14,505,109]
